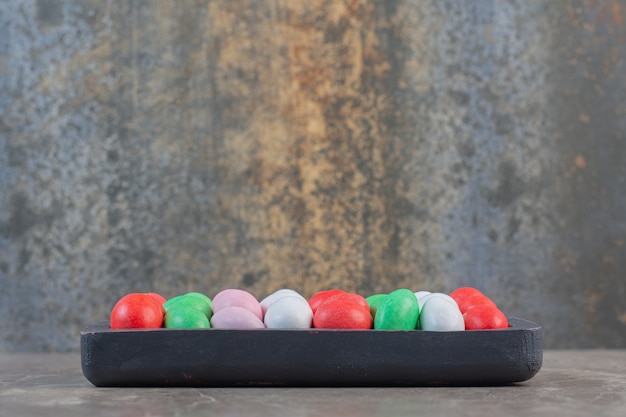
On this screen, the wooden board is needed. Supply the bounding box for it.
[80,318,542,387]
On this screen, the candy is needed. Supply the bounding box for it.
[374,289,420,330]
[260,289,306,317]
[110,293,164,329]
[365,293,387,318]
[145,292,167,314]
[164,306,211,329]
[419,292,459,309]
[264,296,313,329]
[449,287,494,313]
[210,306,266,329]
[313,292,372,329]
[328,292,370,310]
[463,304,508,330]
[308,289,345,314]
[182,292,213,308]
[164,293,212,319]
[449,287,483,300]
[212,289,263,320]
[108,287,510,332]
[419,296,465,331]
[456,294,496,314]
[413,291,431,310]
[163,293,213,328]
[448,287,508,329]
[415,292,460,330]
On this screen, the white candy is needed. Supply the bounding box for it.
[260,289,306,317]
[418,292,458,310]
[264,296,313,329]
[419,296,465,331]
[414,291,431,310]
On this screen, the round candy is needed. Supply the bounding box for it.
[164,293,213,319]
[419,296,465,331]
[413,291,431,310]
[374,288,420,330]
[110,293,164,329]
[212,289,263,320]
[324,292,370,311]
[419,292,459,309]
[449,287,484,301]
[365,293,387,318]
[313,293,372,329]
[260,289,306,317]
[164,306,211,329]
[264,296,313,329]
[183,292,213,307]
[463,304,508,330]
[308,289,345,314]
[210,306,266,329]
[455,293,496,314]
[415,293,459,329]
[449,287,496,313]
[145,292,167,314]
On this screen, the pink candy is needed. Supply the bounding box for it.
[212,289,263,320]
[211,306,265,329]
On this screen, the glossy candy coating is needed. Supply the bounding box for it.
[210,306,266,329]
[264,296,313,329]
[374,289,420,330]
[212,289,263,320]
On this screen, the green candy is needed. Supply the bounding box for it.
[164,293,213,320]
[164,306,211,329]
[374,288,420,330]
[183,292,212,309]
[365,293,388,319]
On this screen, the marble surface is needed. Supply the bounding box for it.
[1,0,626,352]
[0,351,625,417]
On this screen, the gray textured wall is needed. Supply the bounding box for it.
[1,0,625,351]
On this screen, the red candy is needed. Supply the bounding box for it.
[145,292,167,314]
[449,287,483,301]
[308,289,346,314]
[326,292,370,311]
[449,287,492,313]
[449,287,508,329]
[313,292,372,329]
[110,293,164,329]
[455,293,496,314]
[463,304,508,330]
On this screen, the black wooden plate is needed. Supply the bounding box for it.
[80,317,542,387]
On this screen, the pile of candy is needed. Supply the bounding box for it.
[109,287,508,331]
